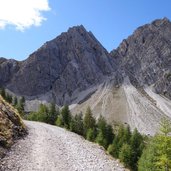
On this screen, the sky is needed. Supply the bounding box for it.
[0,0,171,61]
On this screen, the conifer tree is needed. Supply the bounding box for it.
[86,128,96,142]
[47,103,58,125]
[130,128,144,170]
[61,105,71,129]
[55,115,64,127]
[37,104,49,122]
[96,115,114,149]
[138,118,171,171]
[70,113,84,135]
[106,124,114,146]
[119,143,133,168]
[83,107,96,136]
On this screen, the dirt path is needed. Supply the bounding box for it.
[0,121,127,171]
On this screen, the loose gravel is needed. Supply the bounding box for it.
[0,121,127,171]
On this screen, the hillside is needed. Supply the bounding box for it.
[0,96,26,158]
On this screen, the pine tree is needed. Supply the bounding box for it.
[86,128,96,142]
[75,113,84,136]
[138,140,157,171]
[47,103,58,125]
[115,124,125,157]
[107,144,116,157]
[123,125,131,143]
[105,124,114,146]
[138,118,171,171]
[83,107,96,136]
[37,104,49,122]
[70,113,84,135]
[16,96,26,116]
[159,117,171,136]
[55,115,64,127]
[95,130,108,148]
[61,105,71,129]
[130,128,144,170]
[97,115,106,134]
[119,143,133,168]
[96,115,114,149]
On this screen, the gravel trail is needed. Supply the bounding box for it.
[0,121,127,171]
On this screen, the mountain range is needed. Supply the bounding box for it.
[1,17,171,135]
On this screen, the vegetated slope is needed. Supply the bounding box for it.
[1,18,171,135]
[0,96,26,158]
[0,121,127,171]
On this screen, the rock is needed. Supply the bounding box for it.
[111,17,171,98]
[3,25,116,106]
[0,59,20,87]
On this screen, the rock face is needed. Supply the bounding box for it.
[6,25,116,105]
[0,96,26,158]
[0,58,20,87]
[111,17,171,98]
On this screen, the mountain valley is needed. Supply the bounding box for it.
[1,18,171,135]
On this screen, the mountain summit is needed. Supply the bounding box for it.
[112,17,171,97]
[5,25,116,106]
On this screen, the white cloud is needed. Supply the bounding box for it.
[0,0,50,31]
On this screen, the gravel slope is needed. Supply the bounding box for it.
[0,121,127,171]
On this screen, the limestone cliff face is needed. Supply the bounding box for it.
[6,25,116,105]
[0,58,20,87]
[111,18,171,98]
[0,96,26,157]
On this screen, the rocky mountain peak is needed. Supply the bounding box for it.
[68,24,87,33]
[4,25,116,106]
[111,17,171,97]
[151,17,170,27]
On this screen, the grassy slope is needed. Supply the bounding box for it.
[0,96,26,157]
